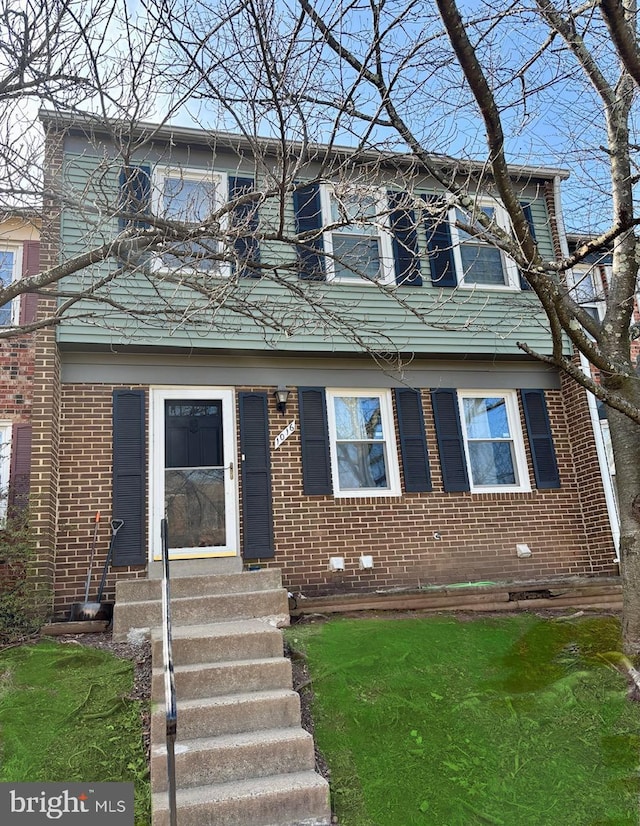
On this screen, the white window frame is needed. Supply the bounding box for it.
[152,166,229,277]
[326,388,401,497]
[570,263,607,322]
[449,200,520,291]
[458,390,531,494]
[0,422,12,519]
[320,184,396,285]
[0,243,23,326]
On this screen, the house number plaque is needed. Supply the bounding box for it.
[274,420,296,449]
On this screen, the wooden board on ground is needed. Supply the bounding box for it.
[42,621,110,635]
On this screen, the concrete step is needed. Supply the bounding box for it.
[151,727,316,792]
[151,619,283,665]
[152,657,293,701]
[116,569,282,603]
[150,689,302,742]
[148,557,243,578]
[113,588,289,640]
[152,771,331,826]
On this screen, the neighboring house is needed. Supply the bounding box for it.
[565,233,640,553]
[0,211,38,521]
[33,112,618,617]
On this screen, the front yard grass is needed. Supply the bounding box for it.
[0,639,149,825]
[286,614,640,826]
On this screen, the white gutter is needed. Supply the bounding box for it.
[553,175,620,558]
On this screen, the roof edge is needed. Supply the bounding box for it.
[39,108,570,182]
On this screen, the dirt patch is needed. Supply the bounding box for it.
[284,640,331,779]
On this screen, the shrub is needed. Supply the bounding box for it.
[0,503,47,645]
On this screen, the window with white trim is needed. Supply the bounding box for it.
[450,202,519,289]
[153,167,228,275]
[0,244,22,326]
[320,184,395,284]
[458,391,530,492]
[0,423,11,519]
[571,263,607,322]
[326,390,401,496]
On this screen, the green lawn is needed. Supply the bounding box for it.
[286,614,640,826]
[0,639,150,825]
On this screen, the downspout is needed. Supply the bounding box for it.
[553,175,620,559]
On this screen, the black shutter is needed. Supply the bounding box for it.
[431,389,470,492]
[424,196,457,287]
[298,387,332,495]
[239,392,274,559]
[389,192,422,287]
[19,241,39,325]
[112,389,146,565]
[293,183,326,280]
[395,388,432,492]
[518,202,537,291]
[229,176,260,278]
[520,389,560,489]
[8,423,31,513]
[118,165,151,231]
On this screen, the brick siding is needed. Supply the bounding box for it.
[49,380,617,615]
[29,127,64,602]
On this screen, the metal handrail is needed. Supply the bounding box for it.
[160,518,177,826]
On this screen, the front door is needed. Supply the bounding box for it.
[151,388,237,560]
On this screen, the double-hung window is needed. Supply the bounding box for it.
[571,263,607,322]
[154,167,228,275]
[321,185,395,284]
[450,202,519,289]
[458,391,530,492]
[0,244,22,326]
[326,389,401,496]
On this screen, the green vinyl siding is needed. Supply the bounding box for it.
[525,198,554,260]
[56,149,561,357]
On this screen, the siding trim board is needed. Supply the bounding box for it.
[61,358,563,390]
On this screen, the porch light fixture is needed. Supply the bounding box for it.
[273,385,290,414]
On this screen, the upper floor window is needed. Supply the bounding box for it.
[571,262,607,322]
[458,391,530,493]
[326,389,401,496]
[154,167,228,275]
[320,185,395,285]
[0,244,22,326]
[450,203,519,290]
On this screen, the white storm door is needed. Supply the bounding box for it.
[151,388,237,560]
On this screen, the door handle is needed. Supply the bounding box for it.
[228,461,234,480]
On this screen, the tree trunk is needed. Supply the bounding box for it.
[603,377,640,655]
